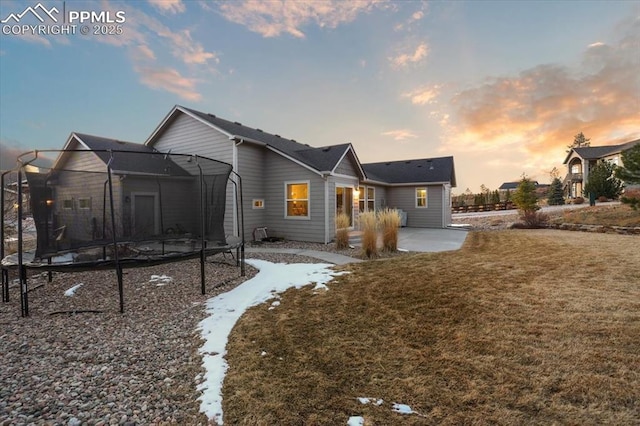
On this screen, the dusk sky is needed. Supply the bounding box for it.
[1,0,638,193]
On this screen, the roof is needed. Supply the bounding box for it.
[55,133,190,176]
[151,106,365,178]
[499,181,541,190]
[563,139,640,164]
[362,157,456,186]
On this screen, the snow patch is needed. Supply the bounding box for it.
[64,283,83,297]
[347,416,364,426]
[196,259,347,425]
[150,274,172,286]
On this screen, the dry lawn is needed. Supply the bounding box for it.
[554,203,640,227]
[223,230,640,425]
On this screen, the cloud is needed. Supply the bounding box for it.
[217,0,384,38]
[134,66,202,101]
[389,42,428,68]
[148,0,186,14]
[434,16,640,191]
[403,84,440,105]
[382,129,418,141]
[442,16,640,155]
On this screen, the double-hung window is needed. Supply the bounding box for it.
[416,188,427,208]
[285,181,309,218]
[358,186,376,212]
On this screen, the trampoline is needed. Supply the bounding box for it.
[1,149,245,316]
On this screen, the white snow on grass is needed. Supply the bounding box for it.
[358,397,384,406]
[392,403,414,415]
[64,283,83,297]
[197,259,347,425]
[347,416,364,426]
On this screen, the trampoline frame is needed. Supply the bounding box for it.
[1,149,245,316]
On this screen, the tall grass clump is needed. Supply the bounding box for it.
[378,208,400,251]
[335,213,350,249]
[359,211,378,258]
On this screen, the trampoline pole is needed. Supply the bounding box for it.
[107,155,125,313]
[1,170,8,302]
[197,159,206,295]
[17,168,28,317]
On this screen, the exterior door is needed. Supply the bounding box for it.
[133,194,158,237]
[336,187,353,226]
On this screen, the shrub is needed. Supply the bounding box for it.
[520,211,550,228]
[621,188,640,211]
[598,196,608,203]
[335,213,350,249]
[359,211,378,258]
[573,197,584,205]
[378,208,400,252]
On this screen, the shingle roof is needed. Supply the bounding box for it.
[362,157,456,186]
[72,133,190,176]
[499,181,542,190]
[564,139,640,163]
[180,107,355,174]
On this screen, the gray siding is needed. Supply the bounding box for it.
[150,112,235,237]
[386,185,444,228]
[264,151,326,242]
[237,143,266,240]
[333,152,359,177]
[53,147,122,243]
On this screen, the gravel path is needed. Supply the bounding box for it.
[0,251,324,426]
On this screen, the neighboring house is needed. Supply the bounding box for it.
[563,139,640,198]
[143,105,456,243]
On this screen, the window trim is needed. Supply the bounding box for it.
[358,185,376,212]
[416,187,428,208]
[78,197,92,210]
[252,199,265,209]
[62,199,74,210]
[284,180,310,220]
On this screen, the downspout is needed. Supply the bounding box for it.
[323,174,329,244]
[232,138,243,237]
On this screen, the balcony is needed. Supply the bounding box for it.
[564,173,583,183]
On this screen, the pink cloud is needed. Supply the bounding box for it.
[389,42,428,68]
[135,66,202,101]
[218,0,385,38]
[382,129,418,141]
[148,0,186,14]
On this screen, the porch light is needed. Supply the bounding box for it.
[46,199,54,206]
[353,189,360,198]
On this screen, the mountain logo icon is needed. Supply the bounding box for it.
[1,2,60,24]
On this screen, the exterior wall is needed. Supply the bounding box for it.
[149,112,235,237]
[53,147,121,243]
[386,185,444,228]
[443,184,452,226]
[237,143,266,241]
[333,152,359,177]
[263,151,326,242]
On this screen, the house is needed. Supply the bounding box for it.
[563,139,640,198]
[144,105,456,243]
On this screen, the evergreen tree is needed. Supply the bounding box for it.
[566,132,591,153]
[512,177,539,213]
[547,177,565,205]
[614,143,640,184]
[491,189,501,204]
[584,160,623,199]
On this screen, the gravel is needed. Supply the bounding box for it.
[0,250,331,425]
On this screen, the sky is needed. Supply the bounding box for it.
[1,0,638,193]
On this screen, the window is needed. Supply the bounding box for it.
[367,187,375,211]
[358,186,365,212]
[252,199,265,209]
[358,186,376,212]
[78,198,92,210]
[571,163,581,174]
[416,188,427,208]
[285,181,309,218]
[62,199,73,210]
